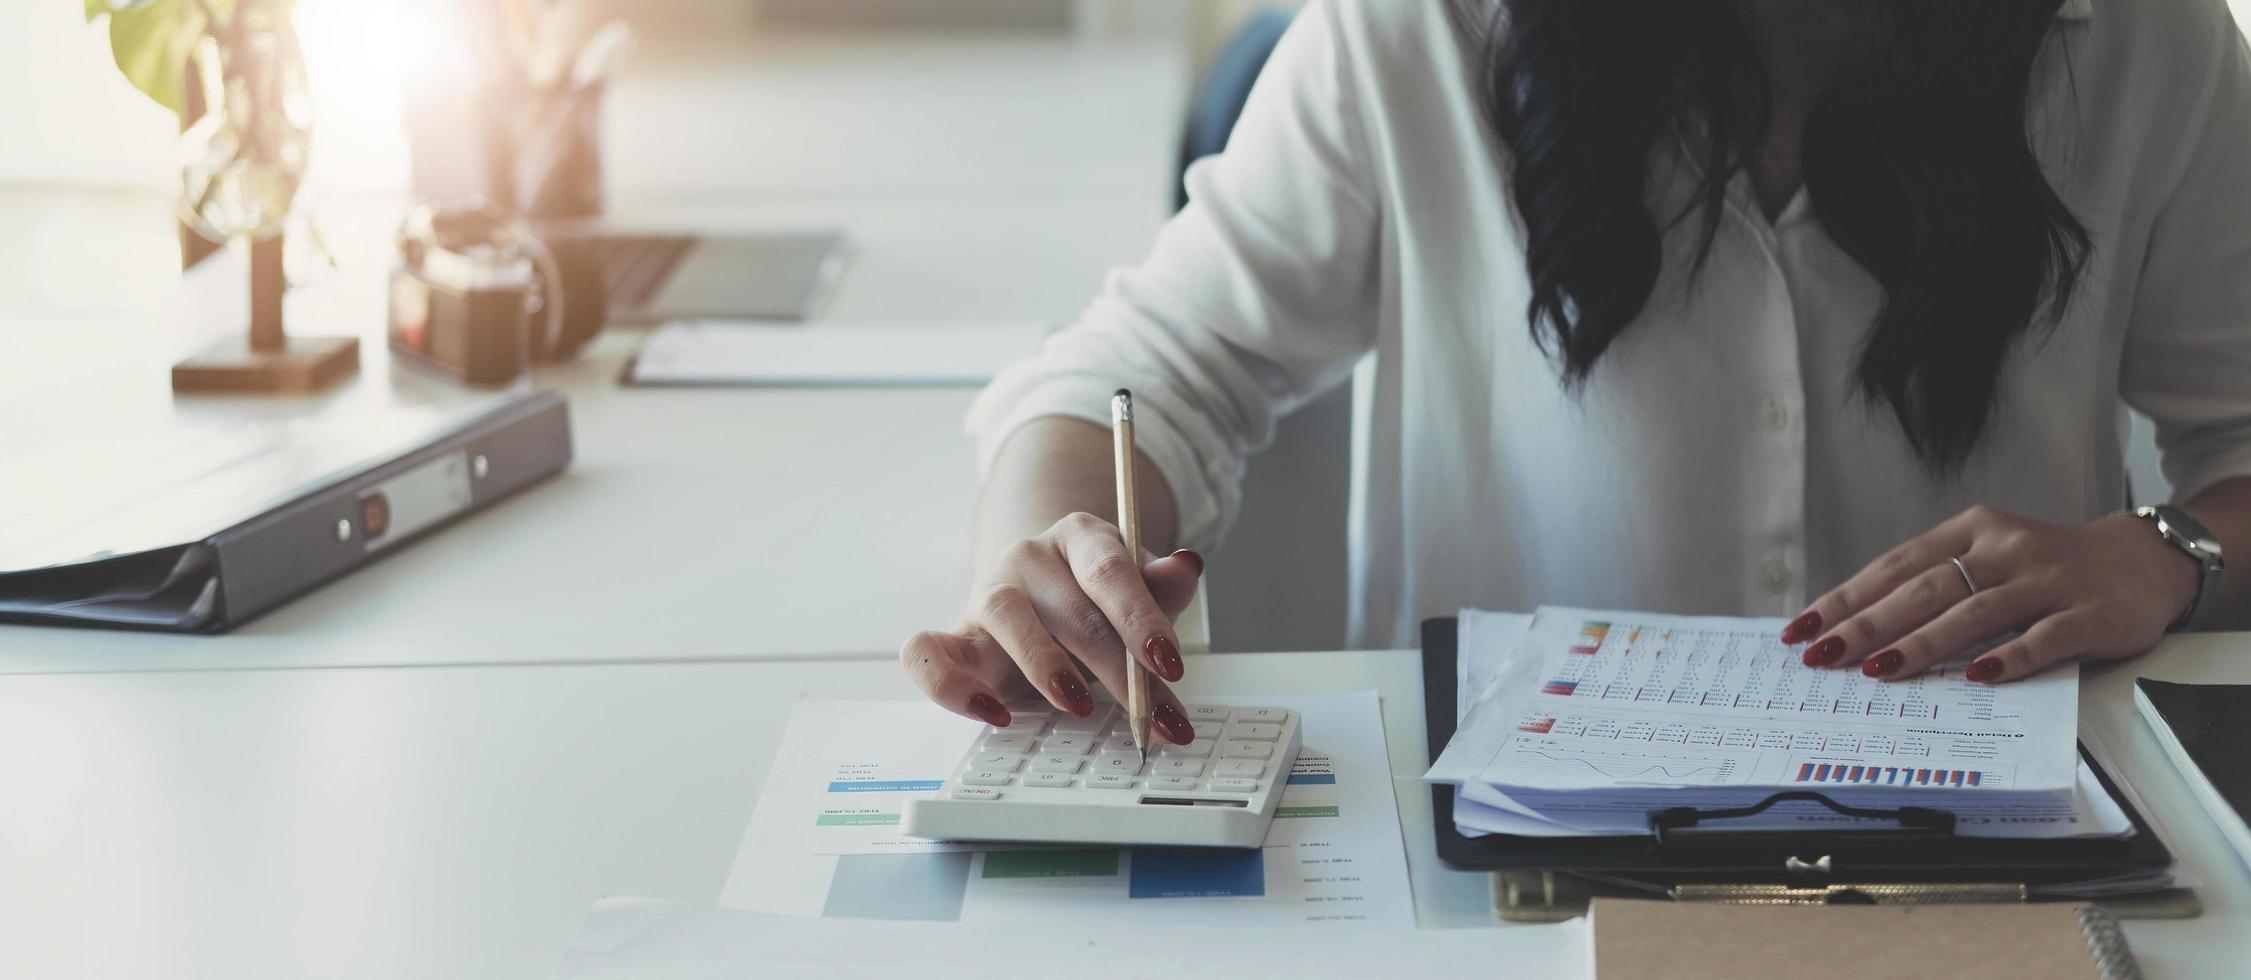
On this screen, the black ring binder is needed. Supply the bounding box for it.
[1650,791,1958,846]
[0,391,573,632]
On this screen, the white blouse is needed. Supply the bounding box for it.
[968,0,2251,649]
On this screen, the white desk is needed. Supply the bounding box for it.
[0,31,1187,673]
[0,194,1165,674]
[0,639,2245,979]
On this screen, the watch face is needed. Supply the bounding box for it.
[2156,507,2224,564]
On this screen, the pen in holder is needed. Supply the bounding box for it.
[517,80,604,220]
[517,21,630,220]
[400,7,626,222]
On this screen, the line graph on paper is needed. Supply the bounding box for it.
[1498,745,1741,786]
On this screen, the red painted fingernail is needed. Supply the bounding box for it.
[1048,671,1093,716]
[1966,657,2005,683]
[966,693,1011,728]
[1780,611,1822,645]
[1146,634,1185,682]
[1171,549,1205,575]
[1802,636,1845,667]
[1152,702,1194,745]
[1051,669,1095,717]
[1862,649,1905,678]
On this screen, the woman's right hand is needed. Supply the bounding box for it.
[899,512,1205,746]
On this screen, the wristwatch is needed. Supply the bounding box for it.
[2128,505,2225,631]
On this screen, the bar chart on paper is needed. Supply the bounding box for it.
[1794,763,1992,787]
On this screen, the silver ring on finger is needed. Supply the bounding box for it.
[1948,555,1979,596]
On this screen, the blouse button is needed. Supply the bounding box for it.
[1762,397,1790,433]
[1762,555,1791,591]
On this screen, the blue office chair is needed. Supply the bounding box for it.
[1175,8,1299,212]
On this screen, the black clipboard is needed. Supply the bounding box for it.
[1421,617,2174,892]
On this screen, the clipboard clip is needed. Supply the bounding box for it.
[1649,790,1958,847]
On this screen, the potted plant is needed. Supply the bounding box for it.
[85,0,358,394]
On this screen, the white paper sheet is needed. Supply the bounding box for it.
[1452,760,2132,839]
[1441,608,2125,839]
[1431,607,2081,815]
[739,698,991,857]
[719,692,1416,928]
[625,321,1048,386]
[552,899,1590,980]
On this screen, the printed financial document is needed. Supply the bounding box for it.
[722,692,1414,928]
[1430,607,2082,821]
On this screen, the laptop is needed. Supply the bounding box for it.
[583,229,849,322]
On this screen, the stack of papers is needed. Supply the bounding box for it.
[1428,608,2128,839]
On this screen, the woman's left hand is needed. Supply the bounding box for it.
[1782,504,2198,683]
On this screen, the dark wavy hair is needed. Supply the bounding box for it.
[1462,0,2089,470]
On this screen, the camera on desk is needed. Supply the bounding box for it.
[388,204,606,386]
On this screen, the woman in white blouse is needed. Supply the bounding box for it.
[901,0,2251,741]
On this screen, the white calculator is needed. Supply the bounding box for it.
[900,700,1301,849]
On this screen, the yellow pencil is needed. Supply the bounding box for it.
[1111,389,1151,763]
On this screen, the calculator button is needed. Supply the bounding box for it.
[1091,754,1140,775]
[1005,702,1056,720]
[1190,721,1226,740]
[1031,754,1084,774]
[1085,773,1135,789]
[969,752,1022,771]
[1146,776,1200,792]
[951,786,1002,800]
[1160,740,1213,758]
[1149,757,1204,777]
[994,716,1047,734]
[1022,772,1075,788]
[1220,740,1272,759]
[1208,777,1260,793]
[1100,735,1143,755]
[1038,734,1095,756]
[1050,706,1116,733]
[1214,759,1265,778]
[1187,705,1231,723]
[1229,707,1289,724]
[1223,722,1282,741]
[981,733,1035,752]
[960,770,1014,786]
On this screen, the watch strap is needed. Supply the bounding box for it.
[2132,505,2224,632]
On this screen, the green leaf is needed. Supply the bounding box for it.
[105,0,204,114]
[85,0,164,23]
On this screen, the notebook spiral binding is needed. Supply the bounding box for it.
[2076,906,2145,980]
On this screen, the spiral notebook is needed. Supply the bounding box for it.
[1589,899,2141,980]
